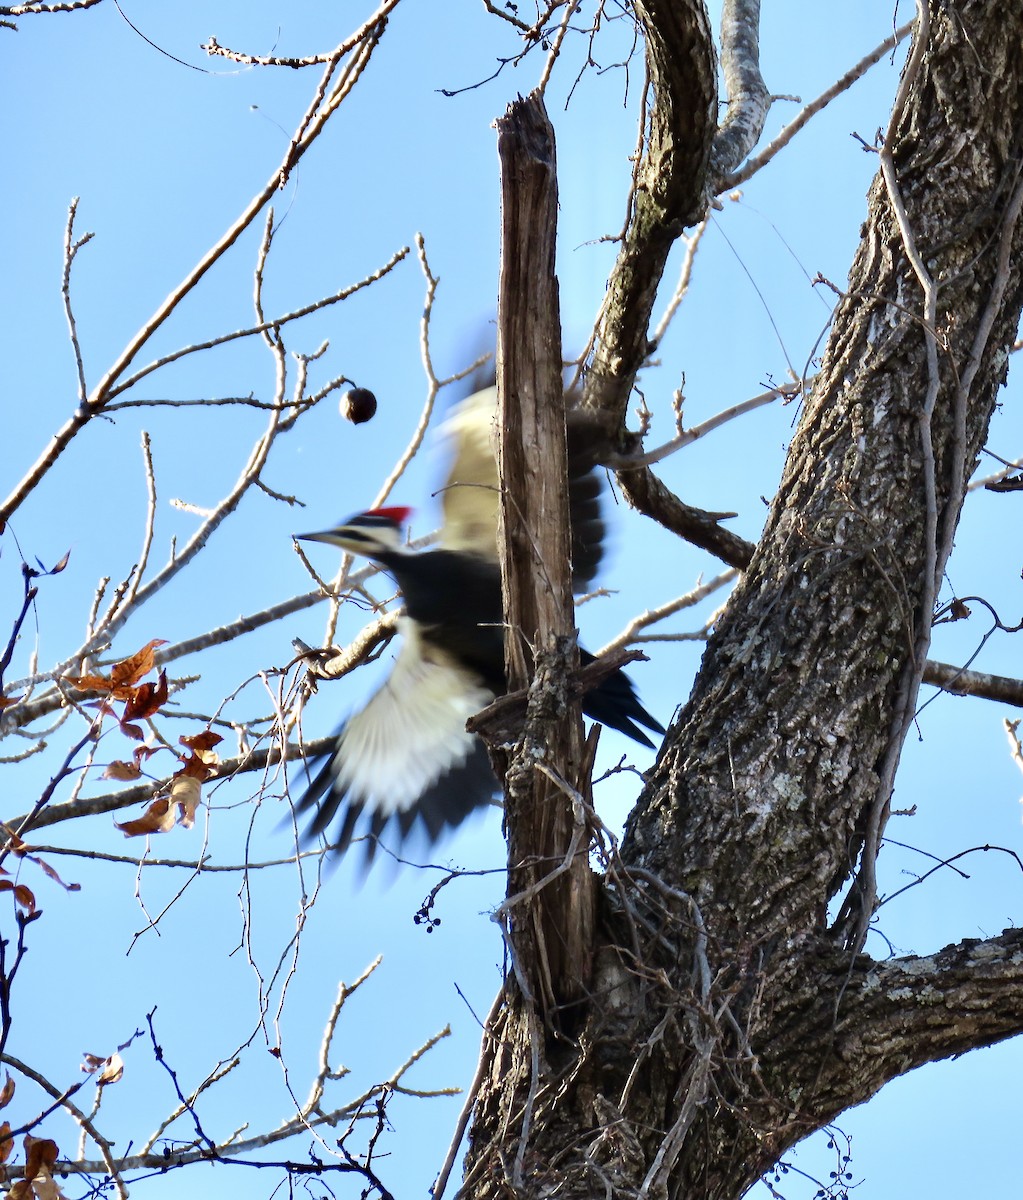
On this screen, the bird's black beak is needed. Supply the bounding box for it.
[294,529,345,547]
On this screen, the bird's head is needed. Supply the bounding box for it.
[296,506,413,560]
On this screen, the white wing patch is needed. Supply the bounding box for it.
[331,619,495,817]
[438,386,501,558]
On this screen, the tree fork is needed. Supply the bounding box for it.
[463,6,1023,1200]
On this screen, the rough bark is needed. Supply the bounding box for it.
[463,4,1023,1200]
[581,0,717,428]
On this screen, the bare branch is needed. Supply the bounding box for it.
[616,464,755,569]
[4,735,335,834]
[110,246,410,401]
[724,20,915,189]
[649,218,707,350]
[922,661,1023,707]
[612,382,795,469]
[1,0,103,13]
[582,0,717,425]
[0,8,396,526]
[495,89,595,1016]
[599,570,738,656]
[709,0,770,179]
[60,198,92,406]
[203,36,347,69]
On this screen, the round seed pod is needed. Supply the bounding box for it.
[341,387,378,425]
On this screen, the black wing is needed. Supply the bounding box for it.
[295,624,499,863]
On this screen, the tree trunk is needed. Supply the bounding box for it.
[463,3,1023,1198]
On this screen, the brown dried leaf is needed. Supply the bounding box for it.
[109,640,167,690]
[176,755,212,782]
[66,673,111,693]
[36,1178,65,1199]
[180,731,223,754]
[0,1075,14,1110]
[0,695,21,710]
[0,882,36,916]
[169,776,201,829]
[115,798,175,838]
[22,1138,58,1182]
[97,1054,124,1086]
[81,1053,124,1086]
[11,849,80,895]
[66,639,167,699]
[120,671,168,725]
[176,731,222,784]
[103,761,142,781]
[24,1171,66,1200]
[0,1120,12,1164]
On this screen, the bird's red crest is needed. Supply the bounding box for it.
[366,505,413,526]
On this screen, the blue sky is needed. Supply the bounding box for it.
[3,2,1022,1197]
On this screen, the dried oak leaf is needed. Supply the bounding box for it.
[180,730,223,756]
[0,882,36,916]
[115,798,176,838]
[109,640,167,690]
[120,671,168,729]
[10,1136,65,1200]
[0,1120,12,1165]
[66,639,167,699]
[23,1139,57,1179]
[115,731,221,837]
[169,776,201,829]
[2,833,80,894]
[103,761,143,781]
[81,1052,124,1086]
[0,1074,14,1110]
[177,731,222,783]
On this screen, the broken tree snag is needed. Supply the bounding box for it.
[494,89,596,1020]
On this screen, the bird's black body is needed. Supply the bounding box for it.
[364,540,661,747]
[388,548,507,693]
[294,387,663,864]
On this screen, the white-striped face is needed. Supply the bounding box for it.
[296,507,412,560]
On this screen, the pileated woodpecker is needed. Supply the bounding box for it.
[295,388,663,861]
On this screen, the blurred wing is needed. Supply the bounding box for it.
[564,408,606,590]
[438,385,501,558]
[296,620,498,862]
[438,384,606,589]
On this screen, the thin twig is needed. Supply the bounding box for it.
[599,570,738,655]
[611,383,795,469]
[61,198,93,406]
[724,20,915,188]
[0,7,396,526]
